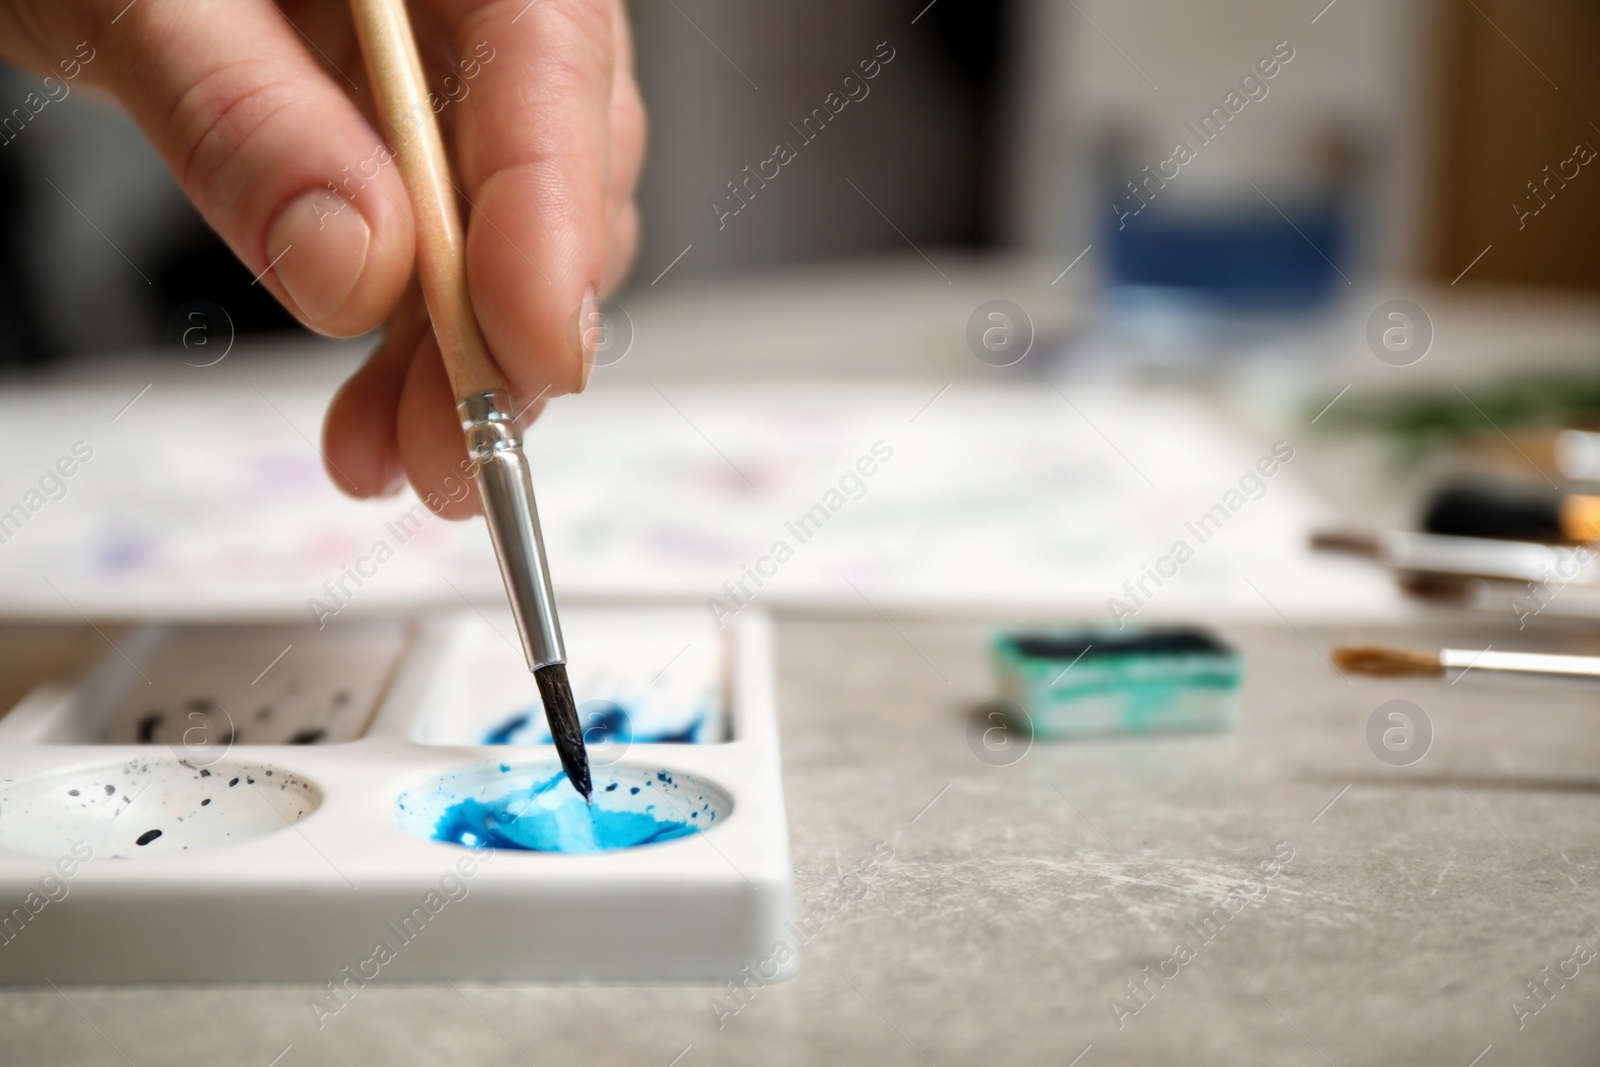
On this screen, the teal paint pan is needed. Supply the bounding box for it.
[989,627,1242,738]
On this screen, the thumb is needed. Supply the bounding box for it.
[98,0,413,335]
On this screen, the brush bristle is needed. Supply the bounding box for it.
[1331,645,1445,678]
[535,664,592,800]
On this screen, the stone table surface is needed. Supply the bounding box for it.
[4,612,1600,1066]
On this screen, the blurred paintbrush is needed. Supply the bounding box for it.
[1334,645,1600,682]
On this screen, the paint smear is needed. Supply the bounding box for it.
[480,701,708,746]
[430,771,713,854]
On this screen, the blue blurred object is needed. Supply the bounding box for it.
[1107,201,1348,312]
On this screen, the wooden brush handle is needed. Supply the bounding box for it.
[349,0,506,400]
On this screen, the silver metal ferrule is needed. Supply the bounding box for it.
[459,390,566,670]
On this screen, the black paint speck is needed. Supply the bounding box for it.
[104,784,115,795]
[199,769,211,778]
[67,789,79,796]
[246,776,255,784]
[136,711,162,743]
[201,798,211,806]
[288,728,326,745]
[135,829,162,846]
[229,778,239,787]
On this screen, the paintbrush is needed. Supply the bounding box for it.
[1424,482,1600,544]
[349,0,590,798]
[1333,644,1600,681]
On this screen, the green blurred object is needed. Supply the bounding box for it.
[990,626,1243,739]
[1311,369,1600,467]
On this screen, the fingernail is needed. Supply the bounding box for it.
[265,191,370,323]
[577,286,597,393]
[377,445,407,498]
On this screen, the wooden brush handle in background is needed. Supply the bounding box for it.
[348,0,507,401]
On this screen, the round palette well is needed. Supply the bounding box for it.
[395,761,731,854]
[0,758,320,860]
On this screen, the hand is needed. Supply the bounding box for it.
[0,0,645,518]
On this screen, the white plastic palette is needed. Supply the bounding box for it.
[408,614,726,747]
[0,608,792,983]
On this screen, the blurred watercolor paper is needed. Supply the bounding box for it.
[0,377,1397,622]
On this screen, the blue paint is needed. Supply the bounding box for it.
[483,716,530,745]
[581,702,629,745]
[480,703,709,746]
[646,716,704,742]
[431,772,709,853]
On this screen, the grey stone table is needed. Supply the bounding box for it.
[4,613,1600,1066]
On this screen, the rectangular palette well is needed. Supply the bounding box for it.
[0,608,792,983]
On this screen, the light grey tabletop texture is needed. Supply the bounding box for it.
[4,614,1600,1066]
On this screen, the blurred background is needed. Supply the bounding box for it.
[0,0,1595,368]
[1,0,1599,628]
